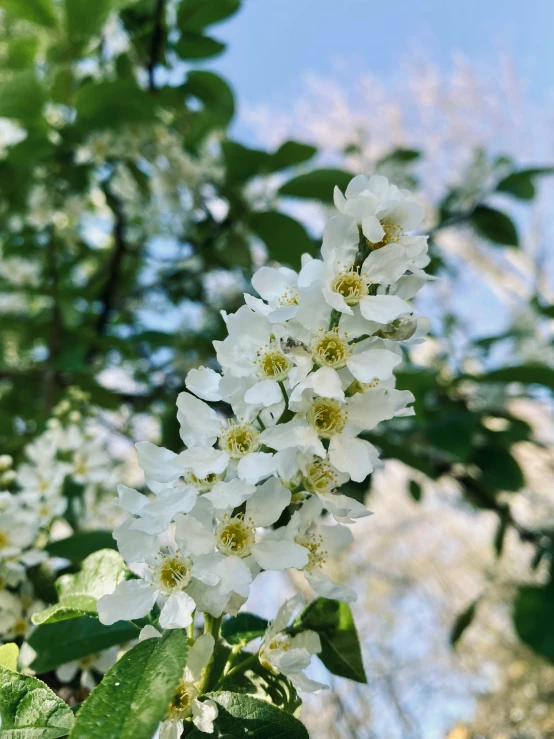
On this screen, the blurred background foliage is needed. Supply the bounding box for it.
[0,0,553,735]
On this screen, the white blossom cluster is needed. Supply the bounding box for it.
[0,388,116,644]
[98,175,431,718]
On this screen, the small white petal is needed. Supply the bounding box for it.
[139,625,162,641]
[192,697,218,733]
[159,591,196,629]
[252,539,309,571]
[361,215,385,243]
[246,478,291,528]
[358,294,411,324]
[244,380,282,407]
[185,367,222,402]
[97,580,157,625]
[310,367,345,401]
[135,441,184,484]
[177,447,229,478]
[329,435,374,482]
[346,348,401,383]
[237,452,276,484]
[187,633,215,683]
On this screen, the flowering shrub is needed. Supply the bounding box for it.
[0,173,431,737]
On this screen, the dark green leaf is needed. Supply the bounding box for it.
[76,80,157,130]
[494,507,510,557]
[408,480,422,502]
[269,140,317,171]
[426,411,478,462]
[294,598,366,683]
[174,31,226,59]
[222,141,271,184]
[5,36,40,69]
[471,205,519,247]
[178,0,241,31]
[222,613,269,645]
[378,147,421,165]
[28,617,139,673]
[0,71,44,121]
[279,168,353,203]
[184,71,235,143]
[32,549,127,625]
[450,599,479,646]
[46,531,117,560]
[496,168,554,200]
[64,0,125,46]
[188,692,309,738]
[249,211,314,267]
[0,0,57,27]
[0,665,74,739]
[473,445,524,492]
[70,630,189,739]
[513,585,554,661]
[471,364,554,392]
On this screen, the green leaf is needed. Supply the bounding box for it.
[5,36,40,70]
[184,71,235,143]
[28,617,139,673]
[279,168,353,203]
[378,147,421,165]
[408,480,422,502]
[46,531,117,560]
[76,80,157,130]
[0,665,74,739]
[473,445,524,492]
[494,507,510,557]
[178,0,241,31]
[0,0,57,27]
[450,599,479,646]
[249,211,314,268]
[513,585,554,661]
[219,655,302,717]
[174,31,226,59]
[222,613,269,645]
[64,0,127,46]
[471,205,519,247]
[187,692,309,738]
[426,411,478,462]
[269,140,317,171]
[222,141,271,184]
[0,71,44,121]
[70,630,189,739]
[294,598,367,683]
[471,364,554,392]
[32,549,127,625]
[0,643,19,671]
[496,167,554,200]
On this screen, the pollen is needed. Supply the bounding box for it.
[330,268,366,305]
[311,330,350,369]
[372,217,403,249]
[184,470,224,492]
[169,679,196,719]
[154,552,193,595]
[219,422,260,458]
[215,515,255,557]
[295,531,327,572]
[302,459,338,495]
[255,347,292,381]
[307,398,347,438]
[277,289,299,307]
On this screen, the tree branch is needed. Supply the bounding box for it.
[147,0,165,93]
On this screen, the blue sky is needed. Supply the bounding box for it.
[206,0,553,139]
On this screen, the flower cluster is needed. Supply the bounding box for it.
[98,174,431,720]
[0,388,118,644]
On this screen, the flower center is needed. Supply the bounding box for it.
[219,423,260,458]
[255,348,292,381]
[331,269,366,305]
[154,553,193,595]
[311,330,350,369]
[295,531,327,572]
[215,515,255,557]
[169,679,197,719]
[12,617,28,636]
[302,459,338,495]
[0,531,10,549]
[184,470,223,492]
[277,289,299,307]
[307,398,347,438]
[373,217,403,249]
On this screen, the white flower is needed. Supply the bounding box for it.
[248,265,301,323]
[159,633,218,737]
[260,386,412,482]
[55,648,119,692]
[97,548,197,630]
[259,594,327,693]
[176,479,308,600]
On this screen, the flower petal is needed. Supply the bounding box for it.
[252,539,309,571]
[159,591,196,629]
[185,367,222,402]
[97,580,157,625]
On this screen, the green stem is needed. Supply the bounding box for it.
[197,614,222,693]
